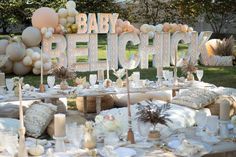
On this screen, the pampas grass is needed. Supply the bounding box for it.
[212,36,234,57]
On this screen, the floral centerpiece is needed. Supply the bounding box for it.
[181,58,198,81]
[113,68,125,88]
[12,77,24,96]
[95,115,121,145]
[136,100,171,139]
[49,65,76,90]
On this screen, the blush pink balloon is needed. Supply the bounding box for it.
[116,26,123,34]
[32,7,59,29]
[123,20,130,26]
[134,28,140,34]
[116,19,123,26]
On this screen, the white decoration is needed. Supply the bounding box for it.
[23,56,33,66]
[33,68,40,75]
[41,27,48,34]
[187,31,199,65]
[162,32,171,67]
[76,13,87,33]
[67,16,75,24]
[45,31,53,38]
[34,60,42,69]
[148,31,155,39]
[42,34,67,67]
[98,13,109,33]
[140,24,149,33]
[58,8,68,18]
[66,34,90,71]
[170,32,191,65]
[155,24,163,32]
[0,39,9,54]
[31,52,40,61]
[67,8,77,17]
[66,1,76,9]
[87,13,98,33]
[118,32,140,69]
[26,49,34,57]
[59,18,67,26]
[108,34,118,69]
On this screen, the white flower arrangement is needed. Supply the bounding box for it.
[95,115,121,132]
[231,115,236,125]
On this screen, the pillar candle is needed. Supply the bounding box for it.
[54,114,66,137]
[0,73,5,86]
[220,101,230,121]
[40,49,43,84]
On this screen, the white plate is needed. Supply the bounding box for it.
[114,147,136,157]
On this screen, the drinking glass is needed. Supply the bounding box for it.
[89,74,97,87]
[196,70,204,82]
[47,76,55,89]
[163,70,169,81]
[195,111,207,136]
[206,115,219,136]
[137,121,151,143]
[6,79,14,93]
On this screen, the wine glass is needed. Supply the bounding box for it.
[6,79,14,93]
[196,70,204,82]
[137,121,151,143]
[47,76,55,89]
[195,111,207,136]
[89,74,97,87]
[163,70,169,81]
[206,115,219,136]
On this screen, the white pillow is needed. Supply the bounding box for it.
[24,102,57,138]
[0,118,19,135]
[171,88,219,109]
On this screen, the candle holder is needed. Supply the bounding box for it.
[39,84,45,93]
[219,120,230,138]
[53,136,66,152]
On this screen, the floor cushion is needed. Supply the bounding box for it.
[146,90,172,102]
[24,102,57,138]
[113,93,149,107]
[76,95,114,113]
[45,98,67,114]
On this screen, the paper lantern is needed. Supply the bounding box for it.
[0,39,9,55]
[13,61,32,75]
[0,59,13,73]
[58,8,68,18]
[6,42,26,61]
[23,56,33,66]
[22,27,42,47]
[66,1,76,9]
[32,7,59,29]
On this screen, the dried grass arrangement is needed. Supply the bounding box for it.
[211,36,235,57]
[49,64,76,81]
[181,58,198,75]
[136,100,171,130]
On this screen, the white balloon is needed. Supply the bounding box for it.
[41,27,48,34]
[6,42,26,61]
[33,68,41,75]
[22,27,41,47]
[48,27,54,33]
[66,1,76,9]
[149,25,156,32]
[67,16,75,24]
[31,52,40,61]
[58,8,68,18]
[31,47,41,53]
[67,8,77,17]
[140,24,149,33]
[155,24,163,32]
[34,60,42,69]
[59,18,67,26]
[13,61,32,75]
[43,62,52,71]
[26,49,34,57]
[23,56,33,66]
[45,31,53,38]
[148,31,155,39]
[0,39,9,55]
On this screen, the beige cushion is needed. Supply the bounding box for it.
[146,91,172,102]
[24,102,57,138]
[113,93,149,107]
[171,88,219,109]
[45,98,67,114]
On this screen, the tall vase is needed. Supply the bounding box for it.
[60,80,68,90]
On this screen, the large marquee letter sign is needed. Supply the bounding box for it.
[42,34,67,67]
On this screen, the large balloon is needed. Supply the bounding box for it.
[0,39,9,55]
[6,42,26,61]
[32,7,59,29]
[13,61,32,75]
[22,27,42,47]
[0,58,13,73]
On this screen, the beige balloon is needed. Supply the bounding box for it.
[13,61,32,75]
[6,42,26,61]
[0,58,13,73]
[22,27,42,47]
[0,39,9,54]
[23,56,33,66]
[33,67,41,75]
[31,47,41,53]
